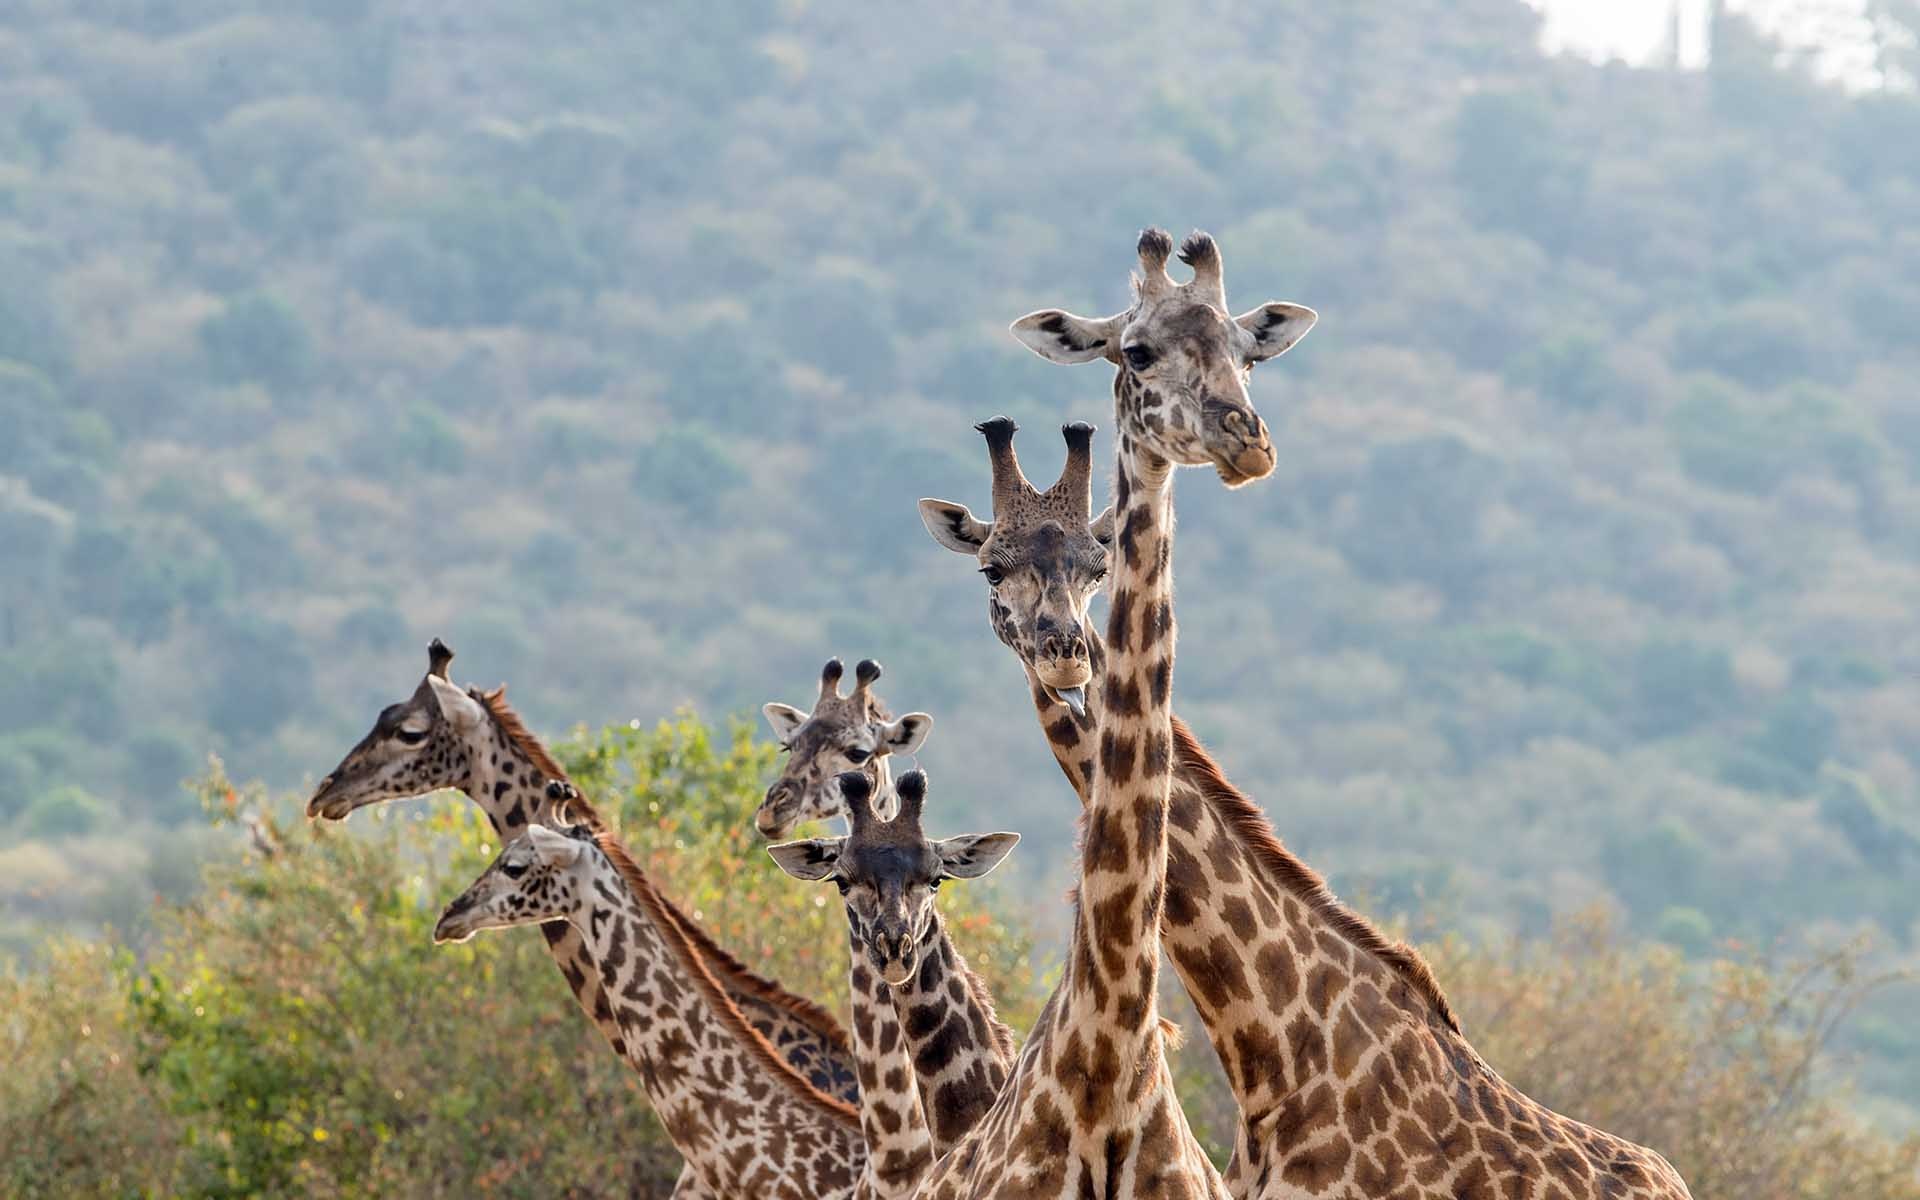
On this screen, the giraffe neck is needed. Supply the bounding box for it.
[1065,384,1180,1060]
[571,847,865,1198]
[455,710,862,1105]
[459,719,559,840]
[886,908,1015,1154]
[909,381,1226,1197]
[1027,617,1465,1133]
[846,929,933,1200]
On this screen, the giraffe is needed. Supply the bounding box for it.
[767,768,1020,1157]
[758,657,931,838]
[305,642,863,1173]
[434,783,867,1199]
[920,229,1691,1198]
[910,233,1234,1200]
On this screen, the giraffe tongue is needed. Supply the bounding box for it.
[1055,686,1087,717]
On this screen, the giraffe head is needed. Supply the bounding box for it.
[434,787,594,943]
[308,638,490,821]
[757,657,931,839]
[768,770,1016,986]
[1010,227,1316,486]
[919,420,1113,715]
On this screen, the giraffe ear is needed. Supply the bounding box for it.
[933,832,1020,880]
[1235,301,1317,363]
[762,702,807,745]
[918,499,991,555]
[527,823,585,867]
[1089,504,1116,547]
[1009,309,1124,365]
[879,712,931,756]
[425,675,487,734]
[766,837,846,882]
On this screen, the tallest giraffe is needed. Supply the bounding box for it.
[984,230,1690,1199]
[917,229,1285,1198]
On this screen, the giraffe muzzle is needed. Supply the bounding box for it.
[307,776,359,821]
[1204,399,1276,486]
[871,935,918,986]
[755,783,802,839]
[1034,640,1093,695]
[433,896,481,944]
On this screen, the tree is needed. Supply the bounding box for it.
[199,292,315,391]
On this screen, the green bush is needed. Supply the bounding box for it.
[1430,915,1920,1200]
[20,784,111,837]
[1631,635,1735,737]
[200,292,315,391]
[0,744,39,821]
[630,427,744,510]
[0,716,1047,1197]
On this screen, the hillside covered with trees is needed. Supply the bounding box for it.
[3,0,1920,1133]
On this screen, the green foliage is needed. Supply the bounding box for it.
[1342,435,1500,603]
[22,784,109,837]
[350,188,601,328]
[631,427,744,510]
[0,744,38,821]
[1454,90,1588,250]
[0,360,62,472]
[200,292,315,390]
[200,612,313,739]
[1630,635,1735,737]
[1505,333,1625,413]
[0,717,1048,1197]
[1818,770,1920,873]
[1603,817,1709,920]
[334,602,409,654]
[0,635,121,742]
[1430,915,1920,1200]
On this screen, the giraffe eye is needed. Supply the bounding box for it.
[1123,344,1154,370]
[981,566,1005,587]
[396,728,429,745]
[844,747,870,764]
[503,861,529,879]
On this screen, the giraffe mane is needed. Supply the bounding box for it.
[1170,716,1461,1035]
[593,831,862,1128]
[474,685,572,783]
[473,686,856,1057]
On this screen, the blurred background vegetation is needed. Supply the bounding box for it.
[2,0,1920,1187]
